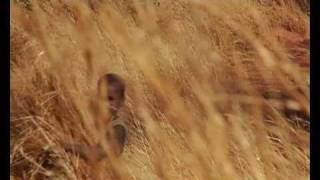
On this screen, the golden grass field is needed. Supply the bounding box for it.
[10,0,309,179]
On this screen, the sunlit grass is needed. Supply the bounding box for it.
[10,0,309,179]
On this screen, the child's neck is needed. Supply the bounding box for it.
[109,109,119,120]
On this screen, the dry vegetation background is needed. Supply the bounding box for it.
[10,0,310,180]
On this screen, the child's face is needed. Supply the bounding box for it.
[98,74,125,115]
[107,85,123,113]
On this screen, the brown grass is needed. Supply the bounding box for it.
[10,0,309,180]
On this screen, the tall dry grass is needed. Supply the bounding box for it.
[10,0,309,180]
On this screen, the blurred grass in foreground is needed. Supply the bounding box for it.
[10,0,309,179]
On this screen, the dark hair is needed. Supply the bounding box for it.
[98,73,125,99]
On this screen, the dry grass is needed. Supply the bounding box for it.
[10,0,309,180]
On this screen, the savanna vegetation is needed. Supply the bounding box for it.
[10,0,309,179]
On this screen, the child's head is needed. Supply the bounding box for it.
[98,73,125,115]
